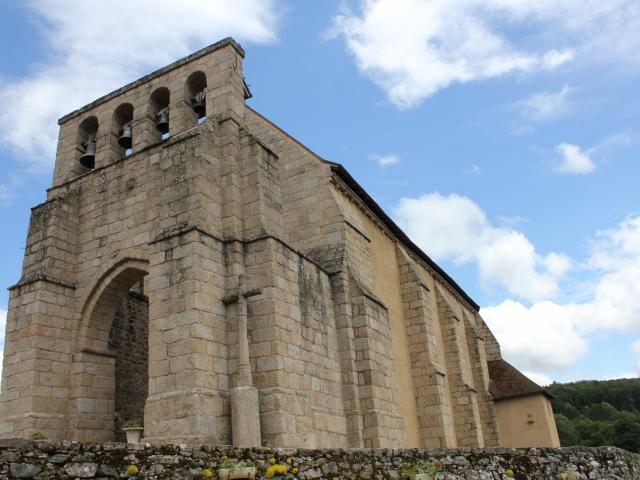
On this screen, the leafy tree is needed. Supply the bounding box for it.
[555,414,579,446]
[612,412,640,453]
[547,378,640,452]
[588,402,618,422]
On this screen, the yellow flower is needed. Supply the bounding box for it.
[292,467,299,474]
[269,457,276,465]
[506,468,514,477]
[265,464,289,477]
[286,457,293,464]
[127,465,139,475]
[202,469,213,478]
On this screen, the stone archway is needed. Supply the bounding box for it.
[70,259,149,442]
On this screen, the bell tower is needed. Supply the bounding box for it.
[0,38,262,445]
[0,36,512,451]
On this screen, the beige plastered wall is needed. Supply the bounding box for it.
[495,394,560,448]
[355,210,421,448]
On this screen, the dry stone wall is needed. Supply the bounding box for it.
[0,440,638,479]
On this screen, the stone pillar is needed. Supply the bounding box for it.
[132,114,160,151]
[396,246,456,447]
[436,286,484,447]
[464,312,500,446]
[170,100,198,135]
[348,276,406,448]
[144,228,228,444]
[331,270,365,447]
[230,273,261,447]
[0,192,79,440]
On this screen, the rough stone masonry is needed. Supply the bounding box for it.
[0,440,639,479]
[0,37,559,450]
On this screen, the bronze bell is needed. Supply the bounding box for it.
[79,133,97,169]
[118,121,132,149]
[156,107,169,134]
[192,91,206,117]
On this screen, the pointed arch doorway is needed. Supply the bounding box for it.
[70,259,149,442]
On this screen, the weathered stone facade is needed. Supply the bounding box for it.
[0,37,557,449]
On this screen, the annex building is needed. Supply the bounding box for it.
[0,38,559,449]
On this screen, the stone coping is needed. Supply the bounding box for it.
[0,440,638,479]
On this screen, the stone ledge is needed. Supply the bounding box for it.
[8,273,75,291]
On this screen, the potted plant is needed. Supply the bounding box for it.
[400,460,445,480]
[218,460,257,479]
[121,419,144,443]
[557,466,580,480]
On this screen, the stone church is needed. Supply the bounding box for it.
[0,38,559,449]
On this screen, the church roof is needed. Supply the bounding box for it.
[327,161,480,311]
[488,359,555,400]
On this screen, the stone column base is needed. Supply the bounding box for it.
[231,386,261,447]
[143,388,229,444]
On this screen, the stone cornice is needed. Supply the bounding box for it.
[150,222,332,276]
[8,273,75,291]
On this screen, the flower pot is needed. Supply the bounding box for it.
[407,474,435,480]
[218,467,257,479]
[123,427,144,443]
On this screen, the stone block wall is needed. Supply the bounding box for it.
[0,440,638,479]
[238,238,347,448]
[2,36,559,450]
[109,292,149,437]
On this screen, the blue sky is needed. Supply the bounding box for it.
[1,0,640,386]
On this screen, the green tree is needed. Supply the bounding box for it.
[548,378,640,452]
[555,414,579,446]
[612,414,640,452]
[588,402,618,422]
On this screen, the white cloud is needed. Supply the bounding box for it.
[482,300,587,372]
[555,143,597,174]
[483,214,640,380]
[392,193,569,301]
[369,153,400,167]
[393,190,640,381]
[542,252,572,278]
[523,371,553,387]
[330,0,640,108]
[608,373,638,380]
[0,0,281,166]
[516,85,571,122]
[464,163,483,176]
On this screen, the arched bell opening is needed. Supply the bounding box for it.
[149,87,171,142]
[77,116,99,170]
[185,71,207,125]
[72,262,149,442]
[112,103,134,158]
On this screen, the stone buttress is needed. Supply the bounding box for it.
[1,37,512,449]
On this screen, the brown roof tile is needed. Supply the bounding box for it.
[488,359,554,400]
